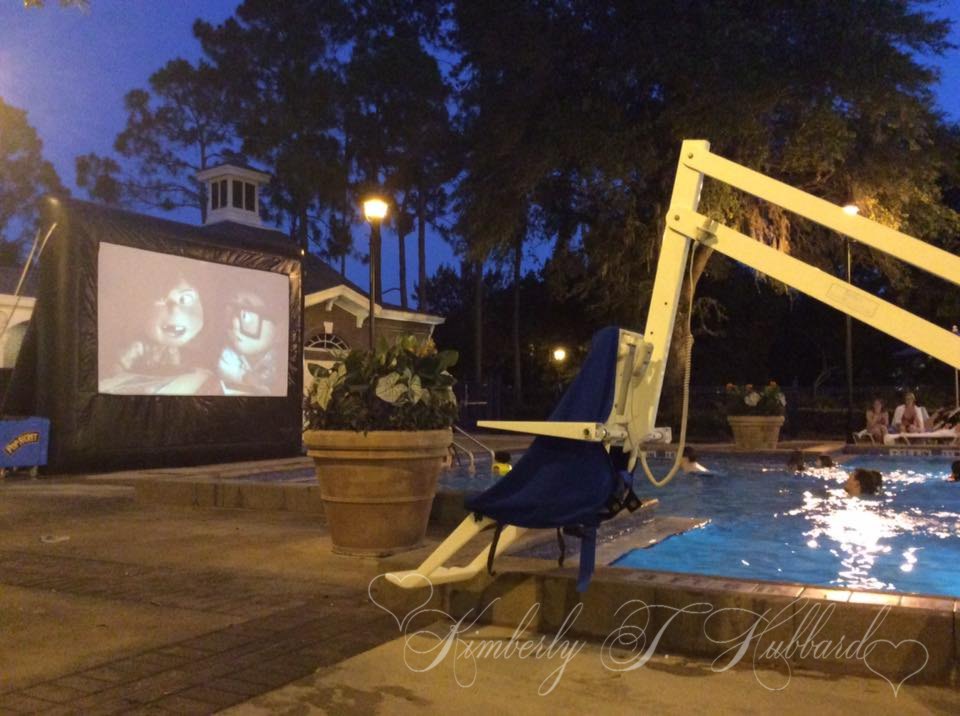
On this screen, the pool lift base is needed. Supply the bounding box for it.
[386,139,960,590]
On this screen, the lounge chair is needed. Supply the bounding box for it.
[884,429,958,446]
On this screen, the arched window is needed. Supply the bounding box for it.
[304,332,349,362]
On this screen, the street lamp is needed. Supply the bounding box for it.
[552,347,567,363]
[363,197,388,350]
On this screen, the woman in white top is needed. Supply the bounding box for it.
[892,392,926,434]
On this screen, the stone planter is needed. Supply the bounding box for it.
[304,428,452,556]
[727,415,785,450]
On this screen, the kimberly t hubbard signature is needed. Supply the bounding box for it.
[369,574,929,697]
[602,599,929,695]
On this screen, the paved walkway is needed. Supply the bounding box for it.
[227,624,960,715]
[0,478,396,714]
[1,448,955,715]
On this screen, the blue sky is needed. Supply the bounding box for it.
[2,0,960,301]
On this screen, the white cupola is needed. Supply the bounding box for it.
[196,164,270,228]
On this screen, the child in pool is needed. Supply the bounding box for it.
[492,451,512,476]
[948,461,960,483]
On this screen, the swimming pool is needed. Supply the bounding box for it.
[614,455,960,598]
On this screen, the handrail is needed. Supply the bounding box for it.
[449,440,476,474]
[453,425,496,462]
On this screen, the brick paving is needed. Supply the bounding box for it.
[0,551,320,619]
[0,579,396,715]
[0,523,398,715]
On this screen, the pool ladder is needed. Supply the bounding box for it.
[448,425,495,475]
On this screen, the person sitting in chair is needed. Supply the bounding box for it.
[864,398,889,442]
[892,392,926,434]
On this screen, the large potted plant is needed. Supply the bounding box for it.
[303,336,457,556]
[724,382,787,449]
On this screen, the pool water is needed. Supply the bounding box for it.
[614,455,960,598]
[437,454,502,492]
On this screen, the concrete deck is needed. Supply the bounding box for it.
[1,447,957,714]
[227,624,960,715]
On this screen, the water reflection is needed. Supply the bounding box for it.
[797,467,960,591]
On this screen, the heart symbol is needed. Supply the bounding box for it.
[862,639,929,696]
[368,572,435,632]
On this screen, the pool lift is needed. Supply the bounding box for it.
[385,139,960,590]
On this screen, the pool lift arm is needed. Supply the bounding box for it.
[385,139,960,589]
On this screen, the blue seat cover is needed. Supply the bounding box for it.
[465,326,626,590]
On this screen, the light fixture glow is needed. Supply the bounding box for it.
[842,203,860,216]
[552,347,567,363]
[363,198,389,221]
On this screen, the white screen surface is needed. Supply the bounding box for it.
[98,242,290,396]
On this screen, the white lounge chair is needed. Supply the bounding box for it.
[884,429,958,446]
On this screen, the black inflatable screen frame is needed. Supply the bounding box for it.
[4,198,303,471]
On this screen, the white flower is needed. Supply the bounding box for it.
[744,391,761,407]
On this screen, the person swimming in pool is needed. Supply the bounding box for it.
[948,461,960,483]
[786,450,805,472]
[680,446,710,474]
[845,468,883,496]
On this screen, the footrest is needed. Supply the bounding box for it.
[385,565,484,588]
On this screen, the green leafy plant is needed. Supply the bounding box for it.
[304,335,458,432]
[724,382,786,416]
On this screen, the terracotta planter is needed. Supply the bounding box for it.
[304,428,452,556]
[727,415,785,450]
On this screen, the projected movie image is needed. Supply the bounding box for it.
[98,243,289,396]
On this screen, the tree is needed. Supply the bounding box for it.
[451,0,959,419]
[344,23,454,310]
[75,58,234,221]
[195,1,349,255]
[0,98,65,262]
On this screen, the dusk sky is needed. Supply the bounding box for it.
[2,0,960,296]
